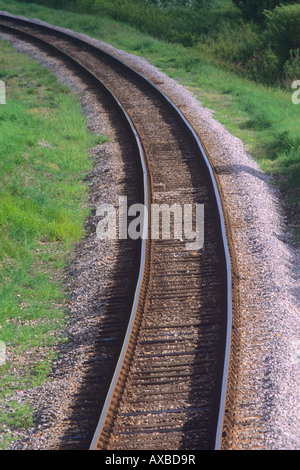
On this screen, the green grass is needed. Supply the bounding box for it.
[0,0,298,240]
[0,37,100,448]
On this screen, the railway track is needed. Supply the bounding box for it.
[0,13,235,451]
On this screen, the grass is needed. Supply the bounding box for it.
[0,37,100,448]
[0,0,299,241]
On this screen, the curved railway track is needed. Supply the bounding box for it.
[0,13,235,451]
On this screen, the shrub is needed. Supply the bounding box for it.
[283,49,300,85]
[232,0,295,22]
[247,46,280,84]
[264,4,300,65]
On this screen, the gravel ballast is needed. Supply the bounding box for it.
[0,12,299,450]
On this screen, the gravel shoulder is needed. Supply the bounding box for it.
[1,12,299,450]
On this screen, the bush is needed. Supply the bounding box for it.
[264,4,300,64]
[247,45,280,84]
[232,0,295,22]
[283,49,300,85]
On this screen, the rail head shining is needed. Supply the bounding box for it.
[88,97,149,452]
[0,12,232,450]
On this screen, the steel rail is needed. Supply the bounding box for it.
[0,17,151,449]
[0,12,232,450]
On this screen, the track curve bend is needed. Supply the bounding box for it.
[0,13,235,451]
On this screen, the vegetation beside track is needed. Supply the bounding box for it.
[11,0,300,87]
[0,37,102,448]
[1,0,299,242]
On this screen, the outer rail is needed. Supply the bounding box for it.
[0,12,232,450]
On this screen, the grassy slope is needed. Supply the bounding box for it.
[0,37,99,447]
[1,0,299,241]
